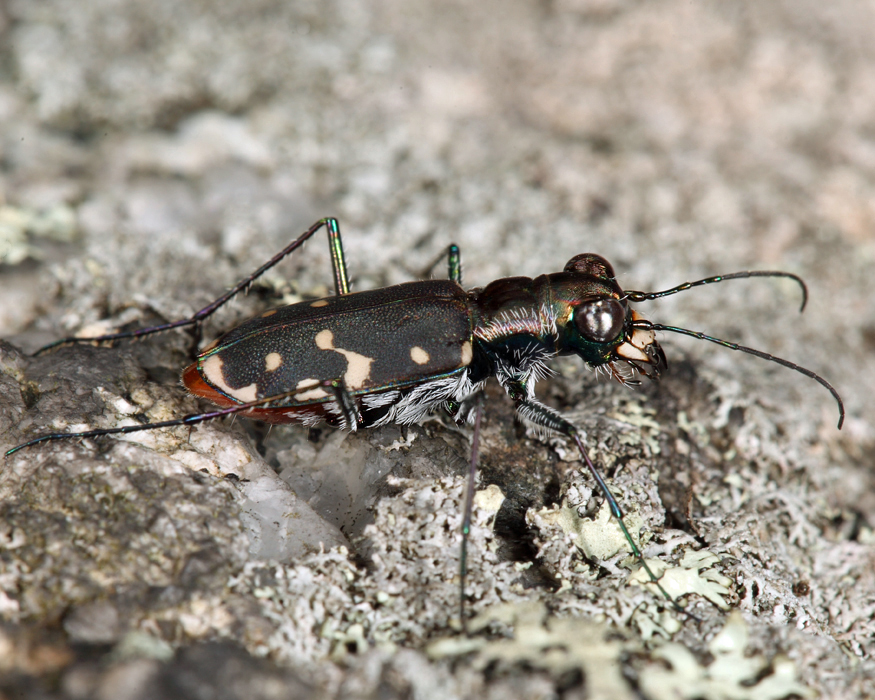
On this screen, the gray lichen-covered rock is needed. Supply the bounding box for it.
[1,0,873,698]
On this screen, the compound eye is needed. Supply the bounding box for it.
[575,299,625,343]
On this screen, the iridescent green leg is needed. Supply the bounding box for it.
[446,244,462,284]
[421,243,463,285]
[502,377,694,618]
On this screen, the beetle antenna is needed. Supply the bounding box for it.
[625,270,808,312]
[632,320,844,429]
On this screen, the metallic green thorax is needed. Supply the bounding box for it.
[468,253,664,380]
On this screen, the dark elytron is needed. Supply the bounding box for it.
[186,280,475,426]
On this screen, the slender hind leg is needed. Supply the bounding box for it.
[6,377,361,456]
[36,218,352,355]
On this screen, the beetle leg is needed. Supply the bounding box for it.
[500,376,693,618]
[319,377,363,431]
[419,243,463,285]
[446,387,482,426]
[326,218,351,296]
[6,379,363,457]
[35,218,350,356]
[446,244,462,284]
[459,393,484,632]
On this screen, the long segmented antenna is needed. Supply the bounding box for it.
[632,319,844,429]
[624,270,808,312]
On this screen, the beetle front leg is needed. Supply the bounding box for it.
[500,376,691,616]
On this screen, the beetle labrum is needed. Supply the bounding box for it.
[6,218,844,623]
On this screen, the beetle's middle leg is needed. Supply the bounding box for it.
[35,218,351,356]
[420,243,463,284]
[446,244,462,284]
[456,391,484,631]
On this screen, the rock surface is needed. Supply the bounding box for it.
[1,1,872,698]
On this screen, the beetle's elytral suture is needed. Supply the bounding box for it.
[6,218,844,629]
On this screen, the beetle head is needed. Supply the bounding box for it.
[560,254,667,384]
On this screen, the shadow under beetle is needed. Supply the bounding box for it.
[6,218,845,625]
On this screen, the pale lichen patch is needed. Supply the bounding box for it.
[429,602,639,700]
[533,499,644,561]
[638,612,814,700]
[627,549,732,611]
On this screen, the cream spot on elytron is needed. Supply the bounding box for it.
[264,352,283,371]
[261,309,278,318]
[202,355,258,403]
[460,340,473,366]
[310,299,330,308]
[410,346,430,365]
[294,378,330,401]
[314,329,374,389]
[202,355,225,390]
[315,329,334,350]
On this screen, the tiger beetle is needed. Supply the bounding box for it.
[6,217,845,627]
